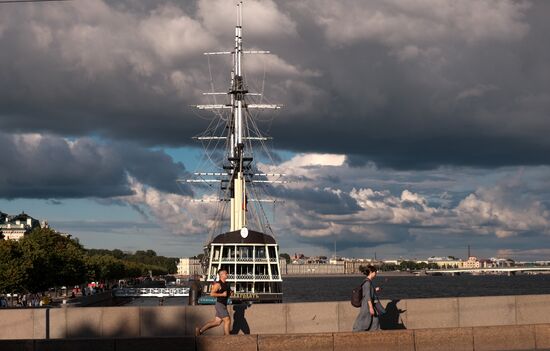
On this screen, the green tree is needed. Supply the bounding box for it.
[123,261,145,278]
[111,249,125,259]
[378,263,397,271]
[417,262,428,269]
[0,239,28,293]
[86,254,127,282]
[86,247,179,276]
[19,228,87,292]
[279,253,291,263]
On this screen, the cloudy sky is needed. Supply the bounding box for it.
[1,0,550,261]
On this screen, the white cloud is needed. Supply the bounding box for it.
[456,84,499,100]
[455,186,550,237]
[349,188,441,226]
[197,0,297,38]
[285,153,346,167]
[140,4,216,64]
[118,176,217,236]
[257,153,550,242]
[244,53,320,78]
[299,0,530,47]
[261,153,346,178]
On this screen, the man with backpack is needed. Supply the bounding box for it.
[352,265,381,331]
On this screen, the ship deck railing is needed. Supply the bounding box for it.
[207,274,281,281]
[221,256,267,262]
[217,257,276,262]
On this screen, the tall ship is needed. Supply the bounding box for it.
[185,2,283,303]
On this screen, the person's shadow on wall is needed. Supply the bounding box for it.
[230,303,251,334]
[380,300,406,330]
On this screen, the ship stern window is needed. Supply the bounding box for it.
[222,246,234,260]
[268,246,277,259]
[256,247,266,259]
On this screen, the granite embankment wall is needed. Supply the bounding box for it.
[1,294,550,350]
[1,326,550,351]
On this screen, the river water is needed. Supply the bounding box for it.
[282,274,550,302]
[121,274,550,306]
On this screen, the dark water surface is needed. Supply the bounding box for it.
[124,274,550,306]
[282,274,550,302]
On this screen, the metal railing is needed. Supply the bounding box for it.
[113,287,189,297]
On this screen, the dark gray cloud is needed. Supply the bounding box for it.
[292,224,413,252]
[272,187,362,215]
[0,133,190,199]
[1,0,550,260]
[0,1,548,169]
[259,154,550,259]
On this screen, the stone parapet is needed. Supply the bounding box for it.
[1,294,550,340]
[1,325,549,351]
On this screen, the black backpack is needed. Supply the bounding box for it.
[351,279,367,307]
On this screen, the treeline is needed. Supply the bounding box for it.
[0,228,178,294]
[86,248,178,276]
[361,261,439,273]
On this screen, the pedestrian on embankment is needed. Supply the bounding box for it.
[195,268,232,336]
[353,265,381,332]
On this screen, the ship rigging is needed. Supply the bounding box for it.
[181,1,285,303]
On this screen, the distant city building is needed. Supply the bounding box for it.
[428,256,457,262]
[0,211,47,241]
[177,258,202,276]
[427,256,463,268]
[307,256,328,264]
[490,258,515,267]
[383,260,399,265]
[478,259,493,268]
[461,256,481,269]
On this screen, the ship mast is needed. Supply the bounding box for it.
[184,1,284,304]
[231,2,246,231]
[186,1,282,234]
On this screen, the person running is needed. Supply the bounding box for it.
[353,265,381,332]
[196,268,232,336]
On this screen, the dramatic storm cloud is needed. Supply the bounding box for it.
[1,0,550,259]
[260,153,550,257]
[0,132,190,198]
[1,0,548,168]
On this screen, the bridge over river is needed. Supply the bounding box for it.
[424,266,550,275]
